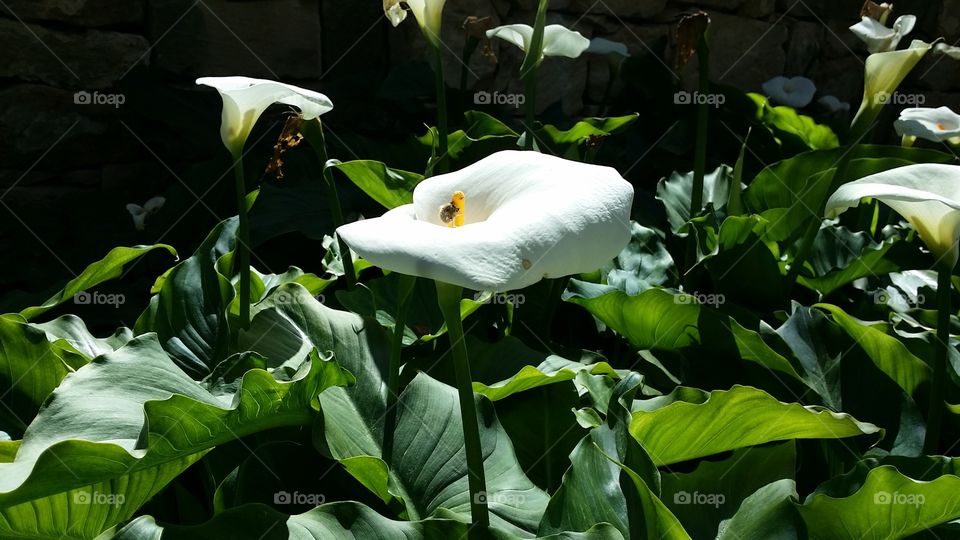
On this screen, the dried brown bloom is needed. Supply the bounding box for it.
[675,11,710,70]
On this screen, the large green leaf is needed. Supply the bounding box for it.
[388,373,550,535]
[815,304,930,396]
[0,334,350,539]
[748,93,839,151]
[326,160,423,209]
[716,479,801,540]
[136,218,236,379]
[32,315,134,363]
[19,244,177,321]
[630,385,880,466]
[0,316,75,436]
[798,465,960,539]
[657,165,734,233]
[599,222,677,295]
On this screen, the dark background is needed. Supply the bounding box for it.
[1,0,957,328]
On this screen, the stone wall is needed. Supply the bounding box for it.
[0,0,957,305]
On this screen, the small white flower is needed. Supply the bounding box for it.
[761,76,817,108]
[383,0,445,46]
[850,14,916,54]
[818,95,851,113]
[826,164,960,268]
[126,196,165,231]
[586,37,630,58]
[486,24,590,63]
[337,151,634,291]
[196,77,333,159]
[894,106,960,142]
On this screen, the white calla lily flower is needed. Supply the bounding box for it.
[850,14,916,53]
[337,151,634,291]
[935,42,960,60]
[587,37,630,58]
[383,0,445,46]
[818,95,851,113]
[196,77,333,159]
[894,106,960,142]
[761,76,817,108]
[486,24,590,62]
[851,39,931,134]
[126,196,166,231]
[825,164,960,268]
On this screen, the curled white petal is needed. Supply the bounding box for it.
[894,106,960,142]
[486,24,590,61]
[337,151,634,291]
[196,76,333,158]
[850,14,916,53]
[935,43,960,60]
[586,37,630,58]
[825,164,960,268]
[761,76,816,108]
[383,0,444,44]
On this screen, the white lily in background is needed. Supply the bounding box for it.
[586,37,630,58]
[126,196,165,231]
[337,150,634,291]
[818,95,851,113]
[935,42,960,60]
[196,77,333,159]
[762,76,816,108]
[894,106,960,144]
[486,24,590,63]
[850,14,916,53]
[825,164,960,267]
[850,40,932,136]
[383,0,445,46]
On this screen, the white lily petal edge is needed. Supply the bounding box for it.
[587,37,630,58]
[825,163,960,268]
[196,76,334,158]
[382,0,445,46]
[894,106,960,142]
[849,14,916,53]
[486,24,591,60]
[337,150,634,291]
[761,76,816,109]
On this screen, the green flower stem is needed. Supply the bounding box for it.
[689,37,710,219]
[232,158,251,331]
[436,281,489,531]
[924,264,953,453]
[303,119,356,289]
[523,66,538,151]
[433,44,450,174]
[383,274,417,466]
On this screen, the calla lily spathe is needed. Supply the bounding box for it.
[383,0,445,46]
[850,14,916,53]
[486,24,590,63]
[196,77,333,159]
[337,151,634,291]
[894,106,960,143]
[825,164,960,268]
[850,40,931,134]
[935,43,960,60]
[761,76,816,109]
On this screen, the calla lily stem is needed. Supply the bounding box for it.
[433,44,450,174]
[383,274,417,466]
[302,119,356,289]
[523,67,538,151]
[436,281,489,531]
[232,159,251,331]
[689,37,710,218]
[924,264,953,453]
